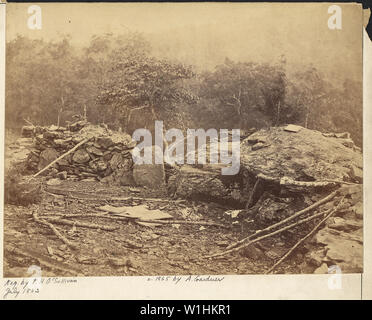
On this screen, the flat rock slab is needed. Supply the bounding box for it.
[313,227,363,273]
[284,124,302,133]
[241,126,363,182]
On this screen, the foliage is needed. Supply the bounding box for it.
[5,33,362,146]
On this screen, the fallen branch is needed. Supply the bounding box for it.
[33,137,91,178]
[134,219,228,228]
[227,189,339,250]
[39,213,227,228]
[45,187,186,203]
[204,208,331,259]
[43,216,119,231]
[265,196,346,274]
[32,211,78,250]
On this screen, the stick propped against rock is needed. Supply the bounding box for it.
[33,137,91,178]
[227,189,340,250]
[265,196,346,274]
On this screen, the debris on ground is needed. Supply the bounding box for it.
[3,124,363,276]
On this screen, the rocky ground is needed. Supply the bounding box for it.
[3,123,364,277]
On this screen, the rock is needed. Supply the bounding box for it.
[133,163,166,190]
[349,165,363,183]
[72,149,91,164]
[240,126,362,183]
[96,160,108,172]
[17,137,34,147]
[284,124,302,133]
[54,138,71,148]
[313,227,362,245]
[57,157,70,166]
[314,263,329,274]
[108,257,131,267]
[254,194,289,225]
[216,240,229,247]
[325,239,363,272]
[335,132,350,139]
[38,148,59,172]
[109,153,129,170]
[69,120,88,132]
[96,136,114,149]
[341,139,354,148]
[312,227,363,273]
[252,142,269,151]
[240,244,266,260]
[352,203,363,219]
[21,126,35,137]
[328,217,363,232]
[43,130,61,140]
[59,244,68,251]
[306,250,325,268]
[86,146,103,156]
[103,151,113,161]
[56,171,68,180]
[75,256,98,265]
[169,165,243,205]
[46,178,62,186]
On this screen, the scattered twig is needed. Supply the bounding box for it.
[204,208,331,259]
[265,196,346,274]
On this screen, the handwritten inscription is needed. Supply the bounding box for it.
[3,278,77,299]
[147,275,225,284]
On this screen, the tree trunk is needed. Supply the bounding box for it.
[151,105,169,152]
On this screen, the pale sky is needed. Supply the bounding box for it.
[6,2,363,83]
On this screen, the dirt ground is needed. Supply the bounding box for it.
[3,179,308,278]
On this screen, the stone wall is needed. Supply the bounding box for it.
[22,121,136,185]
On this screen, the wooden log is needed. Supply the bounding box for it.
[45,187,186,203]
[265,196,346,274]
[43,216,119,231]
[33,137,91,178]
[134,219,228,228]
[257,173,358,187]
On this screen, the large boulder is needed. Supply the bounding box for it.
[240,126,363,183]
[168,165,245,206]
[133,163,166,189]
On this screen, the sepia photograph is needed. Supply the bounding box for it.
[2,2,364,281]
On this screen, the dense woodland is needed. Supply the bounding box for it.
[6,32,363,146]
